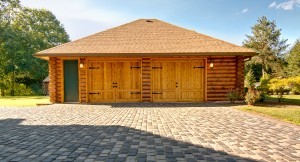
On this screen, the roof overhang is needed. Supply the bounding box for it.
[34,52,257,60]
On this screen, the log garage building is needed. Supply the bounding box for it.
[35,19,256,103]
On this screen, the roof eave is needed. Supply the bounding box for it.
[34,52,257,59]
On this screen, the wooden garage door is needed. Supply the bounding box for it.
[152,59,205,102]
[88,61,141,102]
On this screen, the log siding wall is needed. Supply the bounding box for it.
[48,56,245,103]
[206,56,244,101]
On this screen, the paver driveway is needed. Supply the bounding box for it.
[0,103,299,162]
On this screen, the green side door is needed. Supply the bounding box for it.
[64,60,79,102]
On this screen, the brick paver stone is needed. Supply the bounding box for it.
[0,103,299,161]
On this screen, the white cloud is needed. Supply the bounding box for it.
[269,2,277,8]
[242,8,248,13]
[269,0,300,10]
[20,0,137,40]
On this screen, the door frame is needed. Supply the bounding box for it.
[86,58,142,102]
[61,58,80,103]
[151,58,207,102]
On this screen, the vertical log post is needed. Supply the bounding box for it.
[236,56,245,96]
[79,58,87,103]
[49,57,57,103]
[142,57,151,102]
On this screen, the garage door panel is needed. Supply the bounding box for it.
[103,62,114,91]
[178,60,204,102]
[153,91,177,102]
[179,61,203,90]
[152,61,177,102]
[89,92,115,102]
[162,62,176,91]
[89,60,141,102]
[152,59,205,102]
[179,92,202,101]
[152,62,162,91]
[89,62,102,91]
[115,61,141,102]
[116,91,141,102]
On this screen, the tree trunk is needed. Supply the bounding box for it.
[261,59,267,78]
[0,88,4,96]
[11,66,15,96]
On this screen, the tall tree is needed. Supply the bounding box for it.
[285,40,300,77]
[0,1,69,95]
[0,0,22,95]
[243,16,289,78]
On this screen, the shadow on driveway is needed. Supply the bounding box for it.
[0,118,255,161]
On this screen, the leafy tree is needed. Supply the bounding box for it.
[243,16,289,78]
[0,1,69,96]
[0,0,22,95]
[285,40,300,77]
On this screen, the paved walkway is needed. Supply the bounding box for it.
[0,103,299,162]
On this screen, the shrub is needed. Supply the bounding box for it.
[245,90,261,105]
[268,78,290,102]
[226,88,242,103]
[256,74,270,102]
[289,76,300,93]
[245,69,256,90]
[244,70,259,105]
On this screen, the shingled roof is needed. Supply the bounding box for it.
[35,19,256,57]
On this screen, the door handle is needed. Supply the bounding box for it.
[89,92,100,95]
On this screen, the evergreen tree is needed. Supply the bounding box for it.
[285,40,300,77]
[243,16,289,78]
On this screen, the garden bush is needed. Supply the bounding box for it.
[245,90,261,105]
[268,76,300,102]
[226,88,242,103]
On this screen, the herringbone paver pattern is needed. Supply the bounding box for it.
[0,103,299,162]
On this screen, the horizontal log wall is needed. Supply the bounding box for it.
[48,56,245,103]
[207,56,241,101]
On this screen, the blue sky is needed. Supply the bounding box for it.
[21,0,300,47]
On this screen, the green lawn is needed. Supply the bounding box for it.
[0,96,50,106]
[238,105,300,125]
[238,95,300,125]
[266,95,300,105]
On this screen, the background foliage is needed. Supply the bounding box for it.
[0,0,69,96]
[243,16,300,103]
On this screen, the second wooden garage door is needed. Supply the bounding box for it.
[88,61,141,102]
[152,59,205,102]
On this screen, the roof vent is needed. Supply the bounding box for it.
[146,19,153,23]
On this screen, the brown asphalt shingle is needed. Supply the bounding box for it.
[35,19,256,57]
